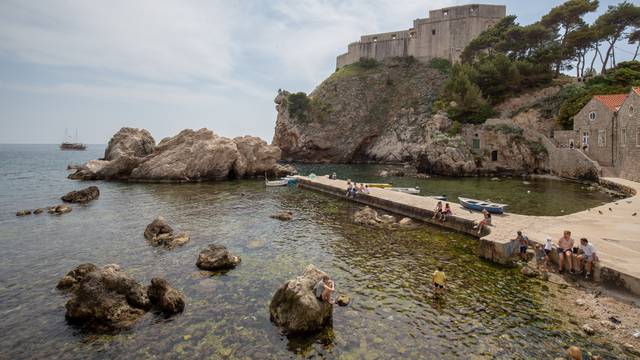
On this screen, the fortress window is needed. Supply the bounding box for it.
[432,29,436,35]
[491,150,498,162]
[409,31,416,38]
[443,10,449,16]
[373,37,377,42]
[391,34,397,40]
[470,6,478,15]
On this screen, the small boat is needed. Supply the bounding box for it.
[265,179,288,187]
[431,195,447,201]
[366,183,393,189]
[458,197,507,214]
[389,187,420,194]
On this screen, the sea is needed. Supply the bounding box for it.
[0,144,627,359]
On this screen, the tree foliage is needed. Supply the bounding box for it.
[287,92,311,122]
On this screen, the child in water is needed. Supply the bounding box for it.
[432,266,447,295]
[314,275,335,304]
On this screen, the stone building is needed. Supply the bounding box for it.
[553,87,640,181]
[336,4,506,69]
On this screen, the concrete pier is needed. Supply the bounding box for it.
[296,175,640,297]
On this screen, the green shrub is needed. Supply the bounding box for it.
[429,58,451,74]
[528,140,548,157]
[354,57,379,70]
[447,120,462,136]
[485,123,524,136]
[287,92,311,121]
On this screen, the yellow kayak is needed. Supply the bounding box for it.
[365,183,393,189]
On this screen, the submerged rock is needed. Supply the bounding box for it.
[48,204,72,215]
[59,264,184,331]
[270,211,293,221]
[147,278,185,315]
[33,208,44,215]
[269,264,333,334]
[336,294,351,306]
[520,266,540,278]
[61,186,100,203]
[16,209,32,216]
[196,244,241,271]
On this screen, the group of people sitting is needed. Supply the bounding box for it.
[515,230,599,279]
[345,180,369,197]
[432,201,453,222]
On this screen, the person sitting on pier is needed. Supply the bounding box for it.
[514,231,529,261]
[314,275,335,304]
[432,201,443,220]
[432,266,447,295]
[543,237,553,270]
[349,182,358,198]
[345,181,353,197]
[557,230,575,274]
[575,238,598,279]
[361,184,370,194]
[330,172,337,180]
[440,203,452,222]
[476,209,491,235]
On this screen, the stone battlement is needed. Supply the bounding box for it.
[337,4,506,68]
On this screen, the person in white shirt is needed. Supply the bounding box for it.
[576,237,598,278]
[543,237,553,270]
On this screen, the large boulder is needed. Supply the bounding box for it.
[104,127,155,161]
[62,264,151,331]
[269,264,333,333]
[61,186,100,203]
[196,244,241,271]
[59,264,185,331]
[232,136,281,178]
[147,278,185,314]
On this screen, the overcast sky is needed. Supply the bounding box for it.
[0,0,636,144]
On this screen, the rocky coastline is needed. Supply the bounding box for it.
[69,127,296,182]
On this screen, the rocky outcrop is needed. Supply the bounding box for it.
[147,278,186,314]
[269,265,333,333]
[59,264,184,331]
[270,210,293,221]
[48,204,72,215]
[16,209,31,216]
[196,244,241,271]
[353,206,415,228]
[143,216,190,249]
[272,59,553,177]
[104,127,155,161]
[61,186,100,203]
[69,128,291,182]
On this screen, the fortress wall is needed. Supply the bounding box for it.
[337,38,411,68]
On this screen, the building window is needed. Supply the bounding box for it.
[391,34,396,40]
[621,128,627,147]
[372,37,377,42]
[409,31,416,38]
[432,29,436,35]
[598,129,606,147]
[630,105,635,115]
[589,112,597,121]
[443,10,449,16]
[582,131,589,150]
[491,150,498,161]
[472,139,480,149]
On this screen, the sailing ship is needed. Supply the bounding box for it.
[59,129,86,151]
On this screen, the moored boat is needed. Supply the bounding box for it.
[389,187,420,194]
[366,183,393,189]
[265,179,288,187]
[458,197,507,214]
[431,195,447,201]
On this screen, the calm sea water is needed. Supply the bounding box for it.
[0,144,626,359]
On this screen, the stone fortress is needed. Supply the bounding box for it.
[336,4,506,69]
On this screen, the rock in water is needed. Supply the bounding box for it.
[33,208,44,215]
[520,266,540,278]
[353,206,382,226]
[147,278,185,314]
[270,211,293,221]
[59,264,185,331]
[143,216,189,249]
[48,204,72,215]
[104,127,155,161]
[16,209,32,216]
[398,217,414,227]
[61,186,100,203]
[336,294,351,306]
[62,264,151,331]
[269,264,333,333]
[196,244,241,270]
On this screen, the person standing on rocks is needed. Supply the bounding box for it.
[314,275,335,304]
[576,238,598,279]
[514,231,529,261]
[557,230,575,274]
[543,237,553,270]
[432,266,447,296]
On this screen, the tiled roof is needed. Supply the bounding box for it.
[633,87,640,96]
[593,94,629,112]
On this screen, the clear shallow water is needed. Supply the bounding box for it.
[294,164,617,216]
[0,145,626,359]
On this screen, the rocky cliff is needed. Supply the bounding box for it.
[273,58,554,176]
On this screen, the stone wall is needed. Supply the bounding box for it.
[573,98,616,166]
[553,130,578,148]
[336,4,505,68]
[616,90,640,181]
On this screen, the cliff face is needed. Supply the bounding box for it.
[273,58,446,163]
[273,58,556,176]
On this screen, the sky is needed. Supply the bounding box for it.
[0,0,637,144]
